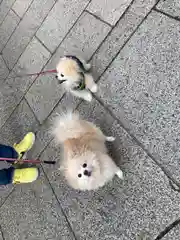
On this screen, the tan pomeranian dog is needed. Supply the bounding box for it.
[56,56,97,102]
[52,112,123,191]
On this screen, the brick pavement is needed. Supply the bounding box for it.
[0,0,180,239]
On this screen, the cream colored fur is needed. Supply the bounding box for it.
[56,57,97,102]
[52,112,123,191]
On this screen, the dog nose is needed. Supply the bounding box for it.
[55,75,58,79]
[58,79,66,84]
[84,170,91,177]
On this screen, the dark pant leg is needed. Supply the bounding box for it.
[0,144,17,185]
[0,167,14,185]
[0,144,18,159]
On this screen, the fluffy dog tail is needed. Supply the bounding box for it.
[52,111,85,143]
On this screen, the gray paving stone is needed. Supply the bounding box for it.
[54,12,111,60]
[4,37,50,115]
[36,0,90,53]
[162,224,180,240]
[0,99,39,147]
[10,36,51,79]
[0,83,20,128]
[156,0,180,17]
[26,12,110,123]
[2,0,54,69]
[0,171,75,240]
[87,0,132,25]
[90,0,156,81]
[0,36,49,132]
[41,98,180,240]
[0,10,20,52]
[12,0,33,18]
[0,0,15,25]
[97,11,180,181]
[0,55,9,81]
[28,93,80,159]
[25,73,63,124]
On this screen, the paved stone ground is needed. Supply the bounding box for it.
[0,0,180,239]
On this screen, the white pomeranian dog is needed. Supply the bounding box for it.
[56,55,97,102]
[52,112,123,191]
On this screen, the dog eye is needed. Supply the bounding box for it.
[83,163,87,168]
[61,74,64,77]
[78,174,82,178]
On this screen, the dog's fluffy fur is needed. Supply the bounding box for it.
[52,112,123,191]
[56,56,97,102]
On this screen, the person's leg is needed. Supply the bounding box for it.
[0,132,35,164]
[0,167,40,185]
[0,144,18,159]
[0,132,39,185]
[0,167,14,185]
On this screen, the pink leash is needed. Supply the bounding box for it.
[7,69,57,79]
[0,157,56,165]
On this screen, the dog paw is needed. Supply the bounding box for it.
[85,63,91,70]
[91,84,98,93]
[106,136,115,142]
[116,169,124,180]
[84,93,92,102]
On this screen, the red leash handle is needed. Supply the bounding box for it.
[0,157,56,164]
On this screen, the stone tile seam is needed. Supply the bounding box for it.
[154,218,180,240]
[1,54,10,73]
[153,7,180,22]
[34,0,93,66]
[40,166,78,240]
[91,0,161,83]
[24,97,41,125]
[10,7,21,20]
[36,93,66,127]
[0,0,34,54]
[169,180,180,193]
[88,0,135,62]
[93,94,180,190]
[2,0,57,70]
[11,0,34,19]
[0,224,5,240]
[0,187,15,209]
[0,49,52,132]
[84,9,113,28]
[35,35,52,54]
[11,8,21,20]
[0,0,16,27]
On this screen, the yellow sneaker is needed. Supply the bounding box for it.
[12,167,40,184]
[13,132,35,159]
